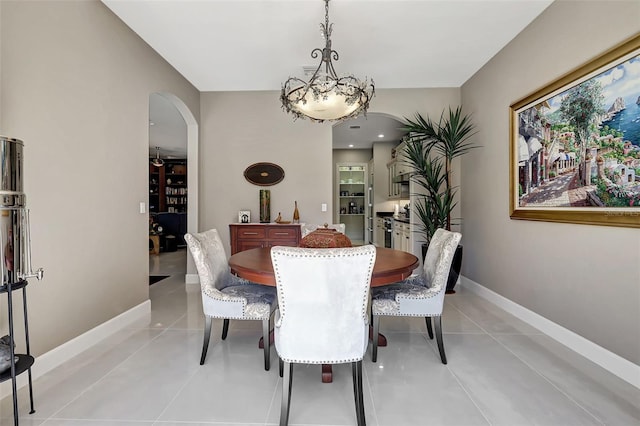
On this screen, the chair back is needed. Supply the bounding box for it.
[422,228,462,294]
[184,229,230,293]
[301,223,346,237]
[271,245,376,364]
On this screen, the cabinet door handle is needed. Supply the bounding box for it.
[243,232,259,235]
[274,232,289,235]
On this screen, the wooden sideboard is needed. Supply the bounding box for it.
[229,223,302,254]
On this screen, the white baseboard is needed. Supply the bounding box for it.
[0,300,151,399]
[185,273,199,285]
[460,276,640,390]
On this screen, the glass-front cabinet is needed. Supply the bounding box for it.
[336,163,368,245]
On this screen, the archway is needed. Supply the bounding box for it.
[149,92,199,282]
[331,112,409,245]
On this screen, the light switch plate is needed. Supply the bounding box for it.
[321,203,327,212]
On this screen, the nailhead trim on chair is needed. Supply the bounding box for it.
[185,229,277,370]
[273,247,374,320]
[370,229,461,365]
[372,280,440,316]
[272,246,375,365]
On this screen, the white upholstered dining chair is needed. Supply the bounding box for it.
[184,228,277,370]
[371,228,461,364]
[271,245,376,426]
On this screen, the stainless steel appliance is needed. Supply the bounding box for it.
[0,136,44,426]
[0,137,43,283]
[383,217,392,248]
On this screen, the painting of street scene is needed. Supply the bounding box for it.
[516,50,640,210]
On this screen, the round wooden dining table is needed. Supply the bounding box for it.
[229,246,419,287]
[228,246,420,383]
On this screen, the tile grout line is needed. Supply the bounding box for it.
[446,299,606,426]
[43,312,183,423]
[438,300,494,426]
[362,358,381,426]
[150,312,202,424]
[486,335,607,425]
[263,364,282,426]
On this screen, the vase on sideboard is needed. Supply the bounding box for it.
[259,190,270,223]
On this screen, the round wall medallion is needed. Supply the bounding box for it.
[243,162,285,186]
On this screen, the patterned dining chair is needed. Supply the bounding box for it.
[271,245,376,426]
[185,228,277,370]
[371,228,461,364]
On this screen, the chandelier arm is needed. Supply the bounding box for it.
[306,59,325,86]
[326,59,338,80]
[310,48,323,60]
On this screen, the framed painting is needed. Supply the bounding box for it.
[509,33,640,228]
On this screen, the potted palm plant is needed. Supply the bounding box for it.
[401,106,478,293]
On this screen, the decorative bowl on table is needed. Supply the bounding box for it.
[300,228,352,248]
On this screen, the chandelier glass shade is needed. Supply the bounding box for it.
[280,0,374,123]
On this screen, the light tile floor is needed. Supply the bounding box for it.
[2,248,639,425]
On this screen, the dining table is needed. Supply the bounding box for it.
[228,245,420,382]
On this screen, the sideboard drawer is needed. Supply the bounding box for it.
[237,228,267,239]
[229,224,301,254]
[267,228,297,240]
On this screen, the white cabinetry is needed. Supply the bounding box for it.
[392,220,412,253]
[402,223,411,253]
[392,221,403,250]
[336,163,368,245]
[387,140,410,200]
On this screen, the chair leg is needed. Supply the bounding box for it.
[221,318,230,340]
[262,317,271,371]
[279,357,284,378]
[280,361,293,426]
[371,314,380,362]
[200,316,213,365]
[352,362,360,425]
[352,361,366,426]
[425,317,434,339]
[434,316,447,364]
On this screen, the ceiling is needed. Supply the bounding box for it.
[121,0,554,156]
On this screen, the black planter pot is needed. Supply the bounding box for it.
[421,243,463,294]
[445,245,463,294]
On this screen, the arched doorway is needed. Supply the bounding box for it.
[331,112,409,245]
[148,92,199,282]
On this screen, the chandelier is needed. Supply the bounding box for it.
[280,0,375,123]
[151,146,164,167]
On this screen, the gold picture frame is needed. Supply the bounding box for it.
[509,33,640,228]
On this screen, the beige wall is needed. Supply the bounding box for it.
[0,1,199,355]
[7,0,635,378]
[461,0,640,364]
[199,91,333,252]
[199,89,460,255]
